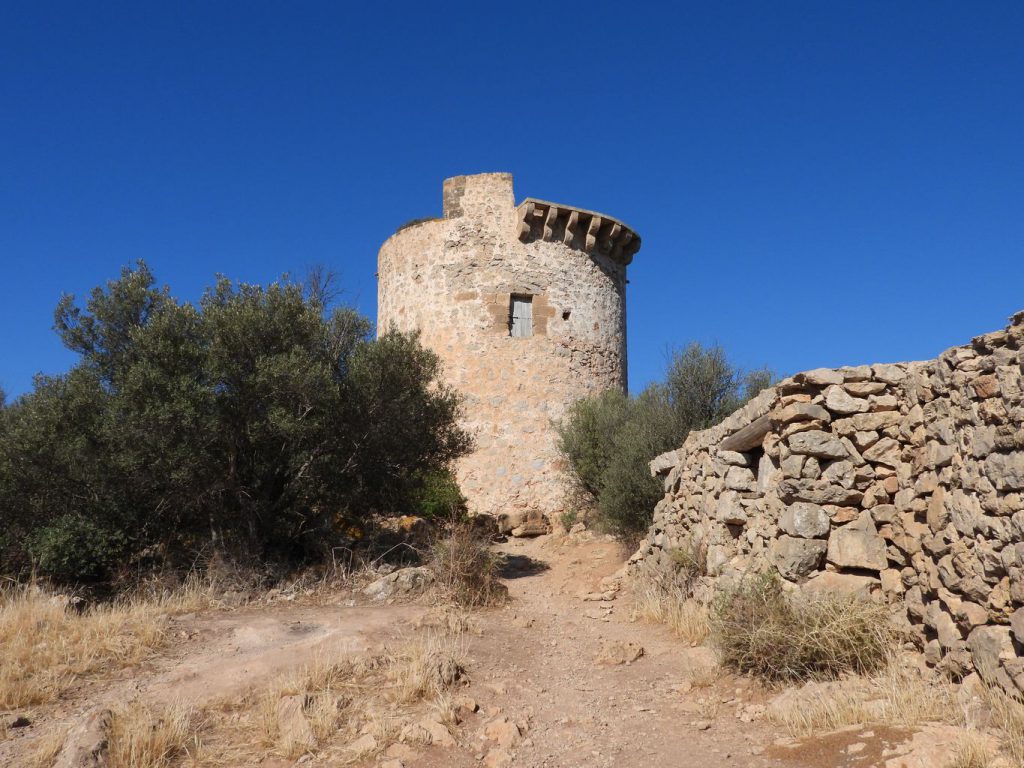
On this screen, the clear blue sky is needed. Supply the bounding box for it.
[2,2,1022,399]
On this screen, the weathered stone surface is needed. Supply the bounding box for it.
[277,695,316,752]
[54,708,112,768]
[787,430,849,460]
[827,516,888,571]
[716,491,748,525]
[824,385,871,415]
[863,437,902,468]
[778,502,829,539]
[985,452,1024,491]
[772,402,831,425]
[364,567,435,601]
[778,479,863,506]
[927,487,949,533]
[380,173,638,518]
[798,368,844,386]
[631,311,1024,692]
[968,625,1015,679]
[803,571,878,599]
[770,536,827,580]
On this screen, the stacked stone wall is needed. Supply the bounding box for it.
[632,311,1024,690]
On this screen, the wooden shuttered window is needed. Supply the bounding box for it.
[510,295,533,338]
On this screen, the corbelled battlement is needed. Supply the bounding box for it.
[516,199,641,265]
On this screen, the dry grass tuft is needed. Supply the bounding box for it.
[711,573,899,683]
[768,655,962,737]
[631,575,709,646]
[429,523,506,607]
[0,584,172,708]
[195,626,467,765]
[630,540,710,645]
[107,704,201,768]
[946,730,996,768]
[978,679,1024,767]
[387,627,467,704]
[26,728,67,768]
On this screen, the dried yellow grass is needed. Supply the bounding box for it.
[26,728,67,768]
[0,578,217,709]
[978,680,1024,767]
[946,730,996,768]
[768,654,962,737]
[107,703,201,768]
[196,625,467,765]
[631,576,709,646]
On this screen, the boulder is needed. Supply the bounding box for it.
[770,536,827,580]
[276,695,316,752]
[985,452,1024,492]
[778,502,829,539]
[788,430,849,460]
[54,708,112,768]
[824,385,870,415]
[363,566,435,601]
[968,625,1015,680]
[495,511,527,534]
[802,571,878,599]
[772,402,831,425]
[827,516,888,571]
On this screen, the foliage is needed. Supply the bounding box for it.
[557,342,773,539]
[711,573,898,682]
[0,262,470,583]
[413,470,468,521]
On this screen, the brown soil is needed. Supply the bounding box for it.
[1,533,956,767]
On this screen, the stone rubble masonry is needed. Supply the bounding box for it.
[377,173,640,518]
[631,310,1024,692]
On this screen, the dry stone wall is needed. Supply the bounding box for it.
[632,311,1024,691]
[377,173,639,519]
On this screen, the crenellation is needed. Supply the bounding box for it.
[515,198,641,264]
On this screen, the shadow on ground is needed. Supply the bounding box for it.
[497,553,550,579]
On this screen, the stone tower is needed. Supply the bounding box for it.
[376,173,641,519]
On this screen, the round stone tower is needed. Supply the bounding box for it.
[377,172,641,519]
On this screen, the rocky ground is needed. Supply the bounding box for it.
[1,531,983,767]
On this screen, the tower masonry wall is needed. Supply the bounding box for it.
[377,173,639,519]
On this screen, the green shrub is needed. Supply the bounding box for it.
[710,573,898,682]
[557,343,773,540]
[29,515,126,583]
[414,470,468,521]
[0,262,471,584]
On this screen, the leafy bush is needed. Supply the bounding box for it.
[0,262,470,583]
[711,573,898,682]
[412,470,468,521]
[29,515,126,583]
[557,342,772,539]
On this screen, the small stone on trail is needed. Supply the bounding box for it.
[484,748,513,768]
[596,640,645,666]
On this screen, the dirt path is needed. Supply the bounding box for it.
[2,533,962,767]
[435,533,940,768]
